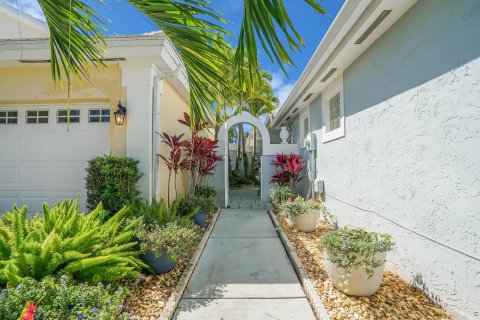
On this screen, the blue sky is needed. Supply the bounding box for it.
[8,0,344,104]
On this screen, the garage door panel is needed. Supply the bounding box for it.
[0,104,110,213]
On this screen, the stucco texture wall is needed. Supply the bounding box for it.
[0,64,127,156]
[310,0,480,318]
[157,80,190,202]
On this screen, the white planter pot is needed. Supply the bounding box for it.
[323,250,387,296]
[293,210,318,232]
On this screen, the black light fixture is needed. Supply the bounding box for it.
[114,101,126,126]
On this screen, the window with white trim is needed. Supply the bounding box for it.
[0,111,18,124]
[322,75,345,143]
[26,110,49,124]
[89,109,110,123]
[57,109,80,123]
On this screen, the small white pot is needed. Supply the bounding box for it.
[293,210,318,232]
[323,250,387,296]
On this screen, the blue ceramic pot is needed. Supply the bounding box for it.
[193,209,207,226]
[141,250,176,274]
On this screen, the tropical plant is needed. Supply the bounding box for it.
[0,199,146,287]
[133,196,195,226]
[0,276,127,320]
[271,153,305,189]
[85,155,142,214]
[35,0,326,123]
[179,113,221,193]
[269,186,295,204]
[177,196,216,217]
[195,186,218,199]
[157,132,189,203]
[135,222,200,262]
[318,227,395,279]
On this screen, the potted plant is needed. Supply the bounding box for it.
[178,196,216,227]
[136,221,200,274]
[281,196,322,232]
[269,185,295,212]
[319,227,395,296]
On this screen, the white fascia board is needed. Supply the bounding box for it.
[271,0,417,127]
[272,0,370,127]
[0,0,49,35]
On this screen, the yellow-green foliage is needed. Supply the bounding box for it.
[0,200,148,287]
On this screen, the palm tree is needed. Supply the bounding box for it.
[35,0,326,123]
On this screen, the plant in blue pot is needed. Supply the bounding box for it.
[178,196,217,227]
[136,221,200,274]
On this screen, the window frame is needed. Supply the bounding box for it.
[26,110,49,124]
[321,75,345,143]
[0,110,18,125]
[57,109,81,124]
[300,108,310,148]
[88,108,111,123]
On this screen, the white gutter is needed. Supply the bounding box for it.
[271,0,371,127]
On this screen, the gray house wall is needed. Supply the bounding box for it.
[301,0,480,318]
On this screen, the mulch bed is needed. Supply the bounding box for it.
[121,216,214,320]
[275,212,453,320]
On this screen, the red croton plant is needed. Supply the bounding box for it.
[270,153,305,189]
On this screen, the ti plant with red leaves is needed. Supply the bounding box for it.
[18,301,37,320]
[270,153,305,189]
[157,132,188,203]
[179,112,222,194]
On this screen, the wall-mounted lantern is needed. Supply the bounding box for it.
[114,101,126,126]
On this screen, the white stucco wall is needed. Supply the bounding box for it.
[307,0,480,318]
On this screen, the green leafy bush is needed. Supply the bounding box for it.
[178,196,217,216]
[0,276,128,320]
[280,196,323,217]
[269,186,295,204]
[133,196,195,226]
[318,227,395,279]
[136,222,200,261]
[195,186,218,198]
[0,199,147,287]
[85,155,143,214]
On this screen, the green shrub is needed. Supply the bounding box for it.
[178,196,217,216]
[0,199,147,287]
[195,186,218,198]
[136,222,200,261]
[269,186,295,204]
[133,196,195,226]
[85,155,143,214]
[318,227,395,279]
[0,276,128,320]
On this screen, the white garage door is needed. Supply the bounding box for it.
[0,104,111,213]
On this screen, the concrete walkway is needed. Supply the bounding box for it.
[174,193,316,320]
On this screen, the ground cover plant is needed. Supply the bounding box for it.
[0,276,127,320]
[0,199,146,287]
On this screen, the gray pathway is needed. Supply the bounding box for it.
[174,189,316,320]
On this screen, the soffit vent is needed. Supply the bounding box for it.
[355,10,392,45]
[286,116,291,121]
[320,68,338,82]
[292,108,299,114]
[303,93,313,102]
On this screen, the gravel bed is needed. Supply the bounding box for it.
[122,216,214,320]
[275,213,453,320]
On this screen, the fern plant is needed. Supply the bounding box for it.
[0,199,148,287]
[134,196,197,226]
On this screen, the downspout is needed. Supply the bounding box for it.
[152,65,182,201]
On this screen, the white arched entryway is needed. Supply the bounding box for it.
[215,113,298,207]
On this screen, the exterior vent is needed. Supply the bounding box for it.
[320,68,338,82]
[355,10,392,45]
[292,108,299,114]
[19,59,50,63]
[303,93,313,102]
[286,116,291,121]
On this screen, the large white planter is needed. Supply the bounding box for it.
[323,250,387,296]
[293,210,318,232]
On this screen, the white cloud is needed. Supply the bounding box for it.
[6,0,45,21]
[271,72,296,105]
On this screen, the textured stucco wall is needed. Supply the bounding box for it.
[309,0,480,318]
